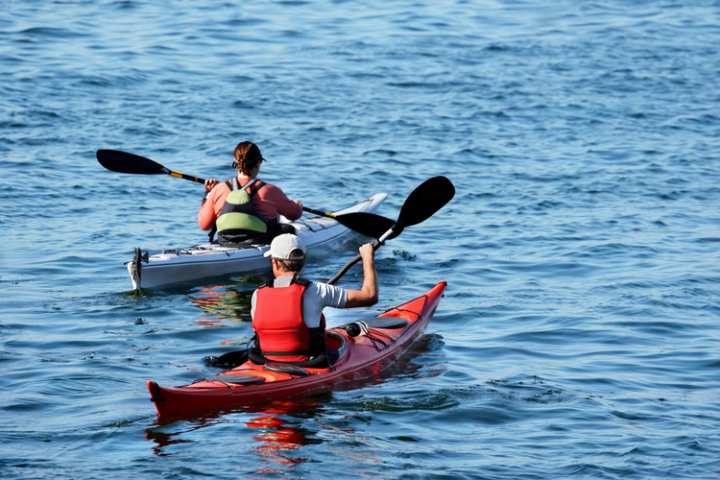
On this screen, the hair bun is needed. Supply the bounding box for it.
[233,141,263,173]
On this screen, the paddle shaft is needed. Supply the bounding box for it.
[328,235,387,286]
[153,170,360,221]
[327,175,455,285]
[96,149,392,228]
[164,169,360,221]
[168,170,205,184]
[149,175,368,223]
[303,206,340,218]
[160,173,376,223]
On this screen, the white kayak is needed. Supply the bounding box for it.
[125,192,387,290]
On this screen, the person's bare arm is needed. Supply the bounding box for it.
[344,243,378,307]
[261,184,303,220]
[198,182,221,230]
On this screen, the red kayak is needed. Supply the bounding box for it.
[147,281,447,418]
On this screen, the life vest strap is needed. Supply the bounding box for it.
[216,178,269,242]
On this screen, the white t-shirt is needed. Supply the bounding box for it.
[250,276,348,328]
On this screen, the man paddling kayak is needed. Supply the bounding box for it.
[250,233,378,366]
[198,141,303,244]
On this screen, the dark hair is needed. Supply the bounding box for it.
[277,249,305,272]
[233,141,263,175]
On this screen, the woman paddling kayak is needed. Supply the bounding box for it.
[198,141,303,244]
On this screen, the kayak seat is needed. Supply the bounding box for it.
[248,331,347,369]
[215,375,265,385]
[249,348,329,368]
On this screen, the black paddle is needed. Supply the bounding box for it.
[327,175,455,285]
[96,149,395,240]
[202,176,454,370]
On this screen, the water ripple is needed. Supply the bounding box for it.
[2,0,720,478]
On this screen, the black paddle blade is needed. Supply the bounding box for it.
[327,176,454,285]
[334,212,396,239]
[96,149,169,175]
[396,176,455,229]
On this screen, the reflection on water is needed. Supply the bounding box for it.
[247,400,328,473]
[144,416,222,457]
[145,398,327,470]
[142,336,442,469]
[189,285,254,326]
[247,413,313,469]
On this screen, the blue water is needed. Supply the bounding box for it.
[2,0,720,478]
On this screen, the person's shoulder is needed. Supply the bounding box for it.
[309,280,347,306]
[310,280,343,294]
[258,177,291,190]
[256,178,280,190]
[212,180,233,193]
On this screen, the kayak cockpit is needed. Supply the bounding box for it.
[207,331,350,384]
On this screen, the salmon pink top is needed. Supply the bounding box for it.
[198,177,302,230]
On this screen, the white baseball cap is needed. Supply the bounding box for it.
[263,233,306,259]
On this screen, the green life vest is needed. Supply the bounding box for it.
[216,178,268,242]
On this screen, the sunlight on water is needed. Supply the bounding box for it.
[1,1,719,478]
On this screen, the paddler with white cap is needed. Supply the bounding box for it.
[250,233,378,366]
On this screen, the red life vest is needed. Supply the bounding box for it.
[253,278,324,363]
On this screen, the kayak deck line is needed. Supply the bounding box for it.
[147,281,447,419]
